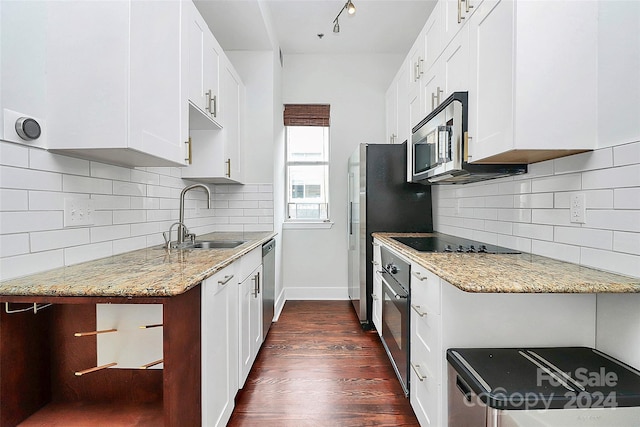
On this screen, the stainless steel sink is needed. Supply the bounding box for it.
[186,240,246,249]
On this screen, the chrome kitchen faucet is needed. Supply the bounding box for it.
[163,184,212,250]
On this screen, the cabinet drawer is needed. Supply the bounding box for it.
[206,263,236,296]
[237,247,261,283]
[411,310,441,384]
[410,364,441,427]
[410,263,441,315]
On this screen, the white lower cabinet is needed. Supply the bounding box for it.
[201,262,238,427]
[237,247,263,388]
[373,243,598,426]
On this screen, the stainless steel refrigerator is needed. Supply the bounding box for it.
[347,143,433,328]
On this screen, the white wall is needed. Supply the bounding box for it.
[0,140,273,281]
[281,53,401,299]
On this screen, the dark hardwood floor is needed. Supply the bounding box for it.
[228,300,419,427]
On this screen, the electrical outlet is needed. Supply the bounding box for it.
[570,193,586,224]
[64,198,95,227]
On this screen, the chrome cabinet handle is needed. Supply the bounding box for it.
[252,273,260,297]
[225,159,231,178]
[205,89,213,114]
[458,0,464,23]
[411,363,427,381]
[371,260,380,266]
[418,57,424,78]
[465,0,474,13]
[218,274,234,285]
[412,271,428,281]
[371,293,378,301]
[212,95,217,118]
[411,304,427,317]
[184,137,192,165]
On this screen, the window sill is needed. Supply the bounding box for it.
[282,221,334,230]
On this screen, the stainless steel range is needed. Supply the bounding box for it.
[392,233,520,254]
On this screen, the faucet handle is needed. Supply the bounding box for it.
[185,232,196,243]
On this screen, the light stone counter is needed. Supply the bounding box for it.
[374,233,640,293]
[0,232,276,299]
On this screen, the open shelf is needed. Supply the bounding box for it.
[18,401,163,426]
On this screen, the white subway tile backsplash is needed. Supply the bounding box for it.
[114,181,146,197]
[91,224,130,243]
[531,174,582,193]
[485,195,514,208]
[0,189,28,211]
[531,209,574,227]
[587,210,640,233]
[531,240,581,264]
[63,175,112,195]
[614,188,640,209]
[0,150,274,277]
[514,193,554,209]
[553,148,613,174]
[554,226,613,250]
[28,191,89,211]
[0,250,64,281]
[497,208,532,223]
[581,247,640,278]
[91,162,131,181]
[554,189,614,209]
[0,211,63,234]
[0,141,29,167]
[613,141,640,167]
[512,223,554,241]
[30,149,90,176]
[613,231,640,255]
[30,228,90,252]
[526,160,554,177]
[583,164,640,189]
[64,242,112,266]
[0,234,30,257]
[1,166,62,191]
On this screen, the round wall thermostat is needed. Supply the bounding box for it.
[15,117,41,141]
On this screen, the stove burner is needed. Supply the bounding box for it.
[392,234,520,254]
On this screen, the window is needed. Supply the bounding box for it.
[284,104,330,222]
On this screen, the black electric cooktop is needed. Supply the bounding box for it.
[392,233,520,254]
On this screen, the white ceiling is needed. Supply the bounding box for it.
[194,0,437,55]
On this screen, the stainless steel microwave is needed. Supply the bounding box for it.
[411,92,526,185]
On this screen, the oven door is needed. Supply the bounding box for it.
[380,272,410,396]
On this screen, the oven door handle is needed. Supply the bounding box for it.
[382,277,408,300]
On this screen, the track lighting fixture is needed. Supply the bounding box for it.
[332,0,356,34]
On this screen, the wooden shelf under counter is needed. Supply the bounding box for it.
[0,287,201,427]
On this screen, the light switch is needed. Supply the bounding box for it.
[64,198,95,227]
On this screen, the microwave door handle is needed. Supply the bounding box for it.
[438,125,452,163]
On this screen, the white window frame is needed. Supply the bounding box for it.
[284,125,332,228]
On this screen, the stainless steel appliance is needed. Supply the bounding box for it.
[347,143,433,328]
[379,246,411,396]
[447,347,640,426]
[411,92,527,184]
[392,233,520,254]
[261,239,275,338]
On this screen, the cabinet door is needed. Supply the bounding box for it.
[423,1,444,72]
[202,264,237,427]
[129,0,184,165]
[221,64,242,181]
[467,0,514,162]
[188,3,208,115]
[443,25,469,96]
[0,0,47,148]
[422,59,445,116]
[239,265,263,388]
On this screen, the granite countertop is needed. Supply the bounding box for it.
[374,233,640,293]
[0,231,276,299]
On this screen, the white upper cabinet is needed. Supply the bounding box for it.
[183,57,245,183]
[385,65,409,145]
[44,0,187,167]
[187,1,221,130]
[0,1,48,149]
[467,0,598,164]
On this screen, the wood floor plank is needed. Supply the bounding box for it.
[228,300,419,427]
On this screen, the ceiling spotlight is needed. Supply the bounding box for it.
[332,1,355,34]
[347,0,356,15]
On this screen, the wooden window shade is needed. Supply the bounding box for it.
[283,104,330,127]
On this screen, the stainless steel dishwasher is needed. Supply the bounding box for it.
[262,239,276,338]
